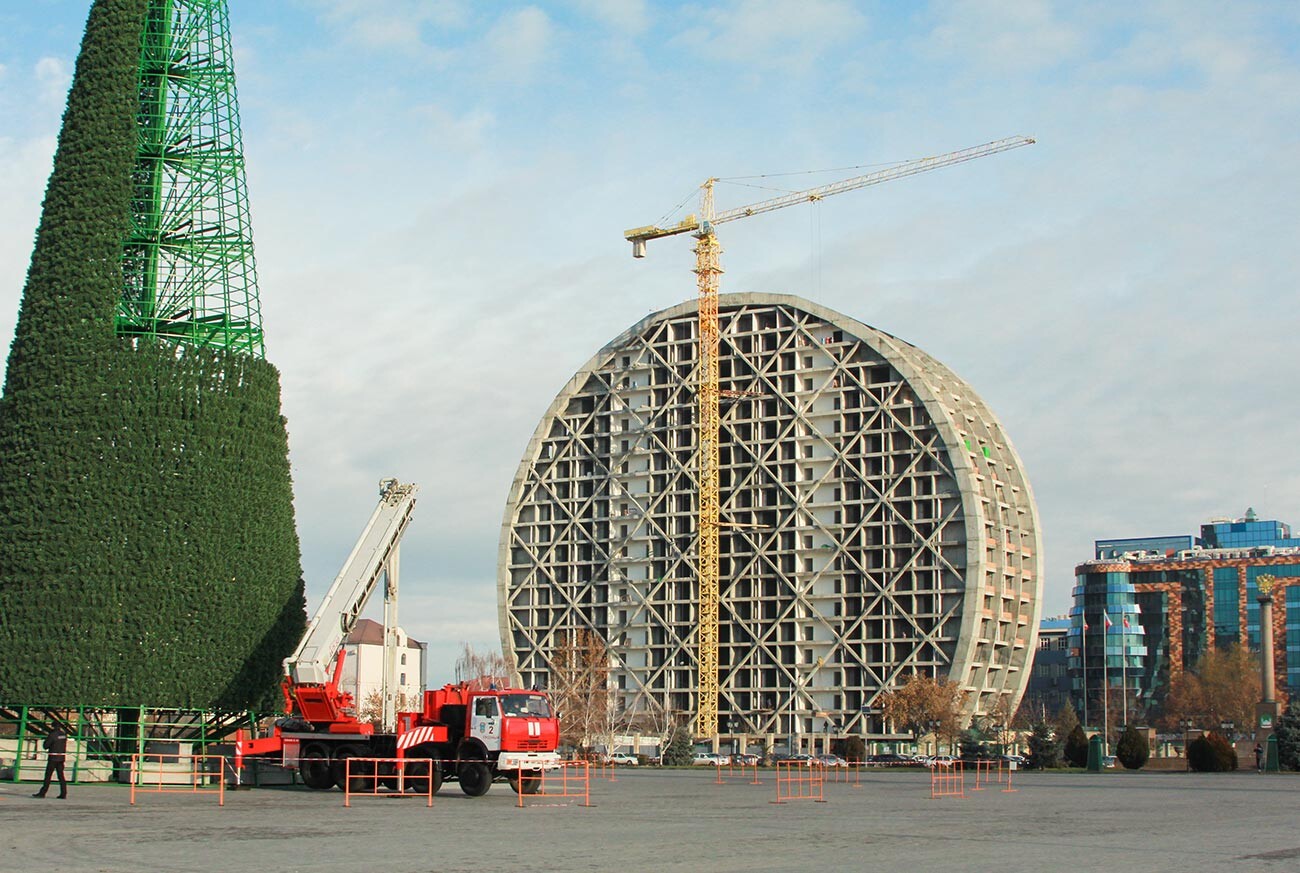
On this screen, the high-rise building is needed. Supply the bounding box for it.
[498,293,1042,746]
[1068,511,1300,722]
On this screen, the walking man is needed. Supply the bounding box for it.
[33,727,68,798]
[1254,743,1264,773]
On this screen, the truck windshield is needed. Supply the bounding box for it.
[502,694,551,718]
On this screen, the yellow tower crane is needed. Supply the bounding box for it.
[623,135,1035,739]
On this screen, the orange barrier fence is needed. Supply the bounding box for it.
[129,753,229,807]
[519,760,592,808]
[1001,762,1018,793]
[822,762,862,788]
[771,761,826,804]
[929,761,965,799]
[342,757,435,808]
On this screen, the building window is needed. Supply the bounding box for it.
[401,653,407,665]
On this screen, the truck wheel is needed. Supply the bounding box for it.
[331,745,369,792]
[458,760,492,797]
[299,745,334,790]
[406,755,443,795]
[509,770,542,795]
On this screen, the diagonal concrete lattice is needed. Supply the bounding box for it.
[498,293,1041,742]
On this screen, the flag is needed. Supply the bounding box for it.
[1103,610,1113,630]
[1122,615,1130,629]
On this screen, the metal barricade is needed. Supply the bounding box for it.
[128,753,229,806]
[518,760,592,808]
[342,757,435,807]
[929,760,965,799]
[771,760,826,804]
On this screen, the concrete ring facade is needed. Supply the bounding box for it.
[498,292,1042,742]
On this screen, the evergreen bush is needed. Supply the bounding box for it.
[1064,724,1089,768]
[1187,734,1238,772]
[1027,721,1062,769]
[1115,724,1149,770]
[0,0,304,710]
[663,725,693,766]
[1274,702,1300,771]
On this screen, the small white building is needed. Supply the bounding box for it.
[338,619,426,719]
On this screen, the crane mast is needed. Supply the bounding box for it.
[624,136,1034,740]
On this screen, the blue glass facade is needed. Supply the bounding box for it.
[1067,571,1148,725]
[1213,566,1239,647]
[1201,516,1299,550]
[1095,535,1192,560]
[1067,512,1300,718]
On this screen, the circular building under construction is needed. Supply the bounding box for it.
[498,293,1042,746]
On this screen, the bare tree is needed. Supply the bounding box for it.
[549,630,611,754]
[1159,643,1261,732]
[453,642,511,690]
[878,673,966,751]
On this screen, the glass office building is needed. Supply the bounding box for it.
[1067,512,1300,721]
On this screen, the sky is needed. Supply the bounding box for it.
[1,1,1297,683]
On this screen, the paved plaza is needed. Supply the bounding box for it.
[2,768,1297,872]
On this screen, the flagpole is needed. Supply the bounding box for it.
[1121,614,1128,731]
[1103,611,1110,756]
[1082,616,1089,729]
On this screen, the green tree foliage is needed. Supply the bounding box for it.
[0,0,304,710]
[1187,733,1238,772]
[1064,724,1090,768]
[1053,701,1080,739]
[1274,701,1300,771]
[1115,724,1149,770]
[1027,722,1062,769]
[841,735,866,764]
[663,724,693,766]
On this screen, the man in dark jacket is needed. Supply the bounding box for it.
[33,727,68,798]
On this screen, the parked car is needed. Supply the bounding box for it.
[867,753,911,766]
[607,752,638,766]
[731,753,761,766]
[817,754,849,768]
[692,752,730,766]
[1000,754,1027,766]
[925,755,957,768]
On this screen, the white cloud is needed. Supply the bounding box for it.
[34,56,70,106]
[921,0,1086,73]
[569,0,649,36]
[298,0,468,54]
[483,6,555,80]
[674,0,867,70]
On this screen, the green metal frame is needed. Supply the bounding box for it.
[118,0,265,356]
[0,704,267,785]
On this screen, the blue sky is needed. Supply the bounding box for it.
[1,1,1298,682]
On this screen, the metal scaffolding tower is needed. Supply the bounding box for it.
[118,0,264,357]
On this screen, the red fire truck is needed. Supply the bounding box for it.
[236,480,560,795]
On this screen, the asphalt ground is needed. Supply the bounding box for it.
[2,767,1298,873]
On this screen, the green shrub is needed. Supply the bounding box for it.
[1064,724,1089,768]
[1274,702,1300,771]
[663,725,693,765]
[1115,724,1149,770]
[1187,733,1238,772]
[1027,721,1062,769]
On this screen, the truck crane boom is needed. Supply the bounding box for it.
[621,135,1034,740]
[285,478,417,686]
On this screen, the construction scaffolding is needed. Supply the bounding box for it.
[499,294,1043,743]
